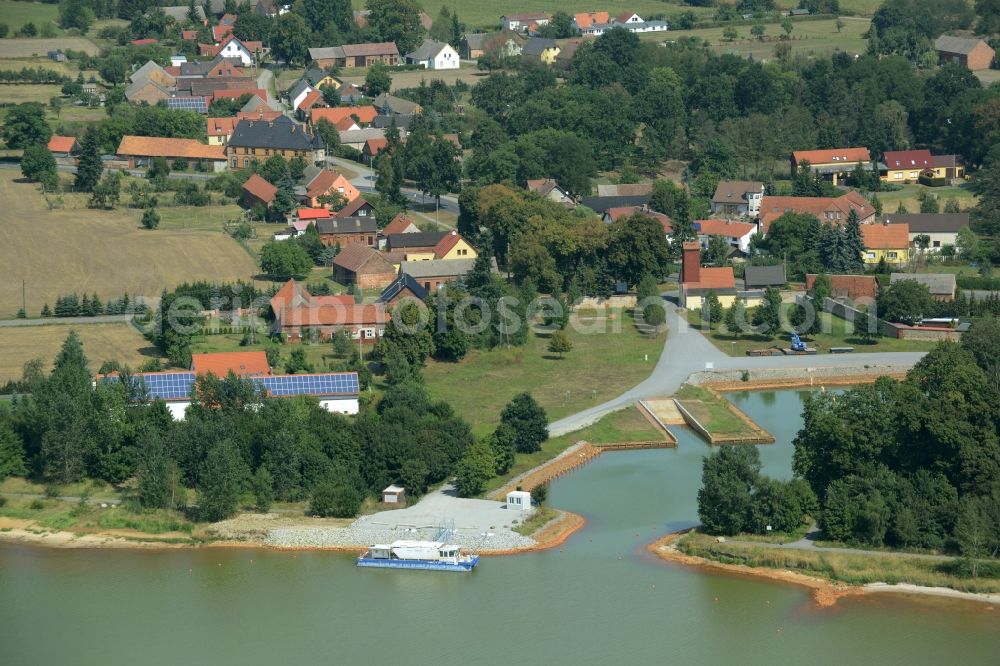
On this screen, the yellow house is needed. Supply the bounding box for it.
[928,154,966,180]
[305,68,341,90]
[434,232,477,260]
[862,223,910,265]
[882,149,966,182]
[523,37,560,65]
[678,242,762,310]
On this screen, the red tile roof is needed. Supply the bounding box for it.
[299,89,324,111]
[689,267,736,290]
[278,303,388,327]
[759,192,876,233]
[336,197,372,218]
[191,351,270,377]
[206,116,238,138]
[792,147,870,166]
[310,105,378,126]
[238,108,282,122]
[433,231,464,258]
[242,174,277,204]
[181,30,197,41]
[297,208,331,220]
[335,116,359,131]
[574,11,609,28]
[212,87,266,101]
[382,213,418,235]
[212,24,233,42]
[606,206,672,232]
[363,137,388,155]
[306,170,357,202]
[117,136,225,160]
[806,274,877,300]
[47,135,77,153]
[695,219,756,238]
[862,223,909,249]
[883,149,933,170]
[131,38,158,46]
[616,11,638,22]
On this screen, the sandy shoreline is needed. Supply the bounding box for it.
[701,372,908,393]
[646,531,1000,609]
[0,510,586,557]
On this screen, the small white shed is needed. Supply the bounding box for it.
[382,485,406,504]
[506,490,531,511]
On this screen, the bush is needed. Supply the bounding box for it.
[918,173,947,187]
[957,276,1000,290]
[30,499,44,510]
[44,484,61,499]
[530,484,548,505]
[0,495,6,508]
[309,482,361,518]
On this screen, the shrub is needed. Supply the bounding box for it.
[530,484,548,505]
[0,495,6,508]
[30,499,44,510]
[309,482,361,518]
[44,484,61,499]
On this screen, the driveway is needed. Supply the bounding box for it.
[256,67,284,111]
[548,299,925,436]
[352,483,522,532]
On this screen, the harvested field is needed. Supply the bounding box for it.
[338,65,489,92]
[0,172,258,317]
[0,37,98,58]
[0,323,157,382]
[0,83,60,104]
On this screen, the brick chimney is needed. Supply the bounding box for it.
[681,241,701,285]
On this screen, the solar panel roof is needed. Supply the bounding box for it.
[101,371,359,401]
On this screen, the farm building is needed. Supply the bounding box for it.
[116,136,227,171]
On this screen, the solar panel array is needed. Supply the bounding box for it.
[102,371,359,400]
[167,96,208,113]
[256,373,359,397]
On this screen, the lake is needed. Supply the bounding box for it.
[1,390,998,665]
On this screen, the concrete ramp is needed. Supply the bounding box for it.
[641,398,686,425]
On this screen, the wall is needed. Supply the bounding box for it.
[897,327,962,342]
[319,396,359,415]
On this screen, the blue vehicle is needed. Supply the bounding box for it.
[357,540,480,572]
[790,333,807,352]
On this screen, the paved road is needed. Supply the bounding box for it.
[257,67,283,111]
[326,155,461,221]
[548,299,925,436]
[0,314,135,328]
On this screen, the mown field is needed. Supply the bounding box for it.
[660,17,870,59]
[423,308,665,437]
[0,37,98,58]
[0,0,59,34]
[876,183,977,214]
[0,322,157,383]
[0,172,258,317]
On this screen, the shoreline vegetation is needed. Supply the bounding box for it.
[649,531,1000,608]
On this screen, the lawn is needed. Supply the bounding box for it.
[0,37,98,58]
[0,1,59,34]
[685,309,937,356]
[0,323,159,383]
[0,82,60,104]
[876,183,977,214]
[0,172,259,317]
[674,384,748,435]
[422,308,665,436]
[659,18,870,60]
[481,404,664,495]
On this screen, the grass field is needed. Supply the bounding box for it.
[686,309,937,356]
[0,82,60,104]
[423,308,664,437]
[338,65,490,92]
[0,172,258,317]
[678,530,1000,594]
[0,1,59,34]
[674,384,750,435]
[660,18,870,60]
[876,183,977,214]
[0,37,98,58]
[481,404,663,494]
[0,323,158,382]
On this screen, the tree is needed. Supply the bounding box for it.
[723,26,738,41]
[704,292,724,329]
[49,96,62,119]
[548,330,573,358]
[4,103,52,150]
[59,0,95,32]
[955,225,982,261]
[89,171,121,209]
[75,128,103,193]
[260,241,313,279]
[20,144,57,186]
[135,431,171,509]
[429,5,452,43]
[269,13,309,64]
[298,0,353,33]
[751,23,765,40]
[753,287,783,338]
[781,17,794,39]
[697,445,761,535]
[0,422,27,482]
[835,18,845,32]
[251,465,274,512]
[198,440,246,522]
[724,300,744,337]
[284,346,314,374]
[364,62,392,96]
[489,423,517,475]
[606,214,671,287]
[878,279,935,325]
[955,496,995,577]
[366,0,425,55]
[454,438,495,497]
[309,480,362,517]
[499,393,548,454]
[141,207,160,230]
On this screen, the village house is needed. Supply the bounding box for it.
[880,212,969,251]
[362,137,389,164]
[928,154,966,180]
[602,206,672,236]
[303,68,341,90]
[574,10,668,35]
[522,37,560,64]
[790,147,873,186]
[316,216,378,247]
[116,136,228,171]
[678,241,750,310]
[460,32,523,59]
[270,279,388,343]
[199,35,263,65]
[890,273,956,302]
[386,231,476,261]
[310,105,379,128]
[525,178,574,205]
[331,243,398,290]
[880,149,936,183]
[581,193,653,214]
[339,128,387,151]
[300,168,360,209]
[861,223,910,266]
[174,54,244,79]
[379,273,429,306]
[758,191,876,233]
[405,39,460,69]
[372,92,423,116]
[288,79,316,111]
[206,116,239,146]
[240,173,277,209]
[47,135,79,158]
[382,213,420,236]
[573,11,609,32]
[711,180,765,218]
[694,219,758,254]
[191,351,270,377]
[227,115,324,169]
[308,42,400,69]
[400,257,494,292]
[934,35,995,71]
[125,61,175,104]
[806,274,878,301]
[501,12,551,33]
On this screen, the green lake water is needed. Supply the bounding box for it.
[1,390,998,665]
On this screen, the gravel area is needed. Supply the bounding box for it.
[265,524,535,551]
[688,363,914,385]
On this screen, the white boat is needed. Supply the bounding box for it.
[356,540,480,572]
